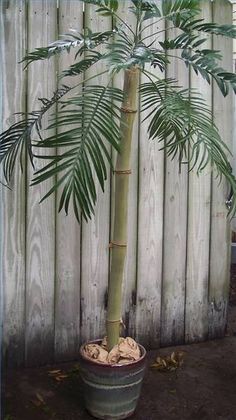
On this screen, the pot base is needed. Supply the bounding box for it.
[79,339,146,420]
[86,407,135,420]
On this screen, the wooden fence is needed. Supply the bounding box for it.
[0,0,233,367]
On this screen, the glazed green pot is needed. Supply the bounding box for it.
[79,339,147,420]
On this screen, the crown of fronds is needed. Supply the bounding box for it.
[1,0,236,219]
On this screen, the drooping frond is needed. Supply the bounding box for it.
[0,85,71,183]
[0,114,36,183]
[140,77,236,215]
[181,49,236,96]
[159,35,236,96]
[31,85,124,222]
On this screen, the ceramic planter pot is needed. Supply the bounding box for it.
[79,339,147,420]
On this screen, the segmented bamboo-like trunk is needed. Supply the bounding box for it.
[107,67,139,351]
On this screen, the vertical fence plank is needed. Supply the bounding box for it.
[54,0,83,362]
[233,3,236,236]
[161,26,188,347]
[25,0,57,365]
[112,1,139,339]
[80,5,112,342]
[136,1,164,348]
[185,1,212,343]
[0,0,26,367]
[208,0,232,338]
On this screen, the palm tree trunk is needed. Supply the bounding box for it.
[107,67,139,351]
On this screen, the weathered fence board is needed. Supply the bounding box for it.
[185,2,212,343]
[136,1,164,348]
[161,25,188,347]
[25,0,57,366]
[0,0,233,367]
[0,0,26,367]
[208,0,232,339]
[54,0,83,362]
[80,4,111,343]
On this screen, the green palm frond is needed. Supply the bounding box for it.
[130,0,161,19]
[140,77,236,215]
[177,17,236,39]
[31,85,123,222]
[21,29,114,67]
[161,0,200,22]
[159,32,205,51]
[106,26,167,73]
[107,41,162,72]
[181,48,236,96]
[0,114,36,183]
[105,29,134,72]
[61,51,103,78]
[0,85,71,183]
[21,36,84,66]
[80,0,118,13]
[159,35,236,96]
[131,0,199,21]
[192,22,236,38]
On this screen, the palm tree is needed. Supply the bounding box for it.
[1,0,236,352]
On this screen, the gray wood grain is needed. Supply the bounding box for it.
[185,2,212,343]
[54,0,83,362]
[208,0,232,339]
[25,0,57,366]
[0,0,26,367]
[80,4,111,343]
[161,26,188,347]
[136,1,164,348]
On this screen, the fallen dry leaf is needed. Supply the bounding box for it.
[48,369,62,376]
[54,374,69,382]
[31,399,42,407]
[36,393,45,404]
[151,351,185,372]
[31,398,43,408]
[48,368,69,382]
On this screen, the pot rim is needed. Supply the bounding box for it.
[79,338,146,368]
